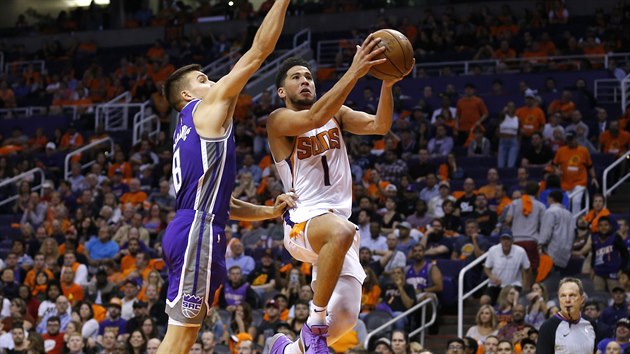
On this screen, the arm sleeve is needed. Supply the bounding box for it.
[537,318,559,354]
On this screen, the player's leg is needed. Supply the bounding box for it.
[324,275,362,344]
[157,324,200,354]
[306,213,357,319]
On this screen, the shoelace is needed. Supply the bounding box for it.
[309,328,329,353]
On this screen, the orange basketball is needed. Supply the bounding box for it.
[368,29,415,81]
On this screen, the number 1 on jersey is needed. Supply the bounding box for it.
[321,155,331,186]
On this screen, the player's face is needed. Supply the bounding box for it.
[184,71,215,101]
[278,66,316,107]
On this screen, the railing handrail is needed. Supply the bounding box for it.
[133,113,161,146]
[603,151,630,202]
[568,188,590,216]
[101,91,132,105]
[0,168,45,207]
[64,137,115,180]
[4,59,46,76]
[293,28,311,49]
[202,48,241,75]
[364,296,437,349]
[458,253,489,337]
[622,74,630,118]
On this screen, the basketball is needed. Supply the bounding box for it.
[368,29,415,81]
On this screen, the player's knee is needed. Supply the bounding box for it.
[330,224,354,250]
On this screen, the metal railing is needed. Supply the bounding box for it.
[64,137,114,180]
[0,168,45,208]
[457,253,489,338]
[0,106,46,119]
[603,151,630,203]
[568,188,590,216]
[594,78,623,104]
[245,29,312,95]
[4,60,46,79]
[202,48,241,80]
[95,93,150,132]
[622,74,630,113]
[0,52,4,75]
[364,296,438,349]
[133,113,161,146]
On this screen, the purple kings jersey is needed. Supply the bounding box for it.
[172,99,236,225]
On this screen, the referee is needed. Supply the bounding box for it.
[537,277,598,354]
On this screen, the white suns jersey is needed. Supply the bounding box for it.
[275,119,352,223]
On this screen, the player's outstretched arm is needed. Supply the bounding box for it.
[267,35,387,137]
[229,193,296,221]
[338,59,414,136]
[208,0,290,102]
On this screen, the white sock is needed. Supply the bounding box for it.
[307,303,327,326]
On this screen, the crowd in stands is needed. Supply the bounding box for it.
[0,1,629,354]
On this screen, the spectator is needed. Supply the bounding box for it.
[37,296,71,334]
[120,280,140,321]
[592,216,628,292]
[376,149,408,185]
[390,330,410,354]
[601,286,629,329]
[466,305,499,345]
[420,219,452,260]
[148,180,175,212]
[600,120,630,156]
[247,249,277,296]
[61,251,88,286]
[565,110,590,138]
[442,199,463,236]
[467,127,491,157]
[405,200,432,231]
[255,300,281,347]
[59,124,84,151]
[515,91,545,144]
[438,153,465,181]
[522,133,553,168]
[584,194,611,234]
[406,244,443,300]
[59,267,83,305]
[84,267,117,306]
[455,84,489,145]
[383,233,407,275]
[547,90,576,120]
[225,240,255,277]
[85,226,119,267]
[583,299,612,341]
[470,194,497,237]
[428,181,455,219]
[497,304,527,343]
[542,112,565,143]
[596,317,630,354]
[505,181,545,276]
[419,174,439,204]
[431,94,457,125]
[539,190,574,270]
[427,125,453,158]
[478,169,500,200]
[408,149,437,182]
[455,178,477,219]
[98,298,127,338]
[538,174,570,209]
[380,197,404,234]
[120,179,148,209]
[480,230,530,306]
[218,266,259,311]
[445,338,466,354]
[380,267,415,330]
[592,107,610,143]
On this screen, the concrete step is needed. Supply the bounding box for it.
[423,334,458,352]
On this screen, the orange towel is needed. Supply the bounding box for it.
[522,195,533,216]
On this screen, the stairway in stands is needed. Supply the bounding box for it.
[607,178,630,217]
[423,302,478,352]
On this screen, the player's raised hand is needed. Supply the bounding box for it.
[382,58,415,88]
[348,34,387,78]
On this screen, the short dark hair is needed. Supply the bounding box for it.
[446,338,465,349]
[520,338,536,349]
[525,180,539,196]
[598,215,611,225]
[163,64,202,112]
[275,57,311,88]
[47,316,61,324]
[548,190,564,204]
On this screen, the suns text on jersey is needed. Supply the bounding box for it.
[296,127,341,159]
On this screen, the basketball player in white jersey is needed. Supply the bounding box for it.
[265,36,413,354]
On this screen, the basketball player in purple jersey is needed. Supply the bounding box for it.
[265,45,413,353]
[158,1,291,353]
